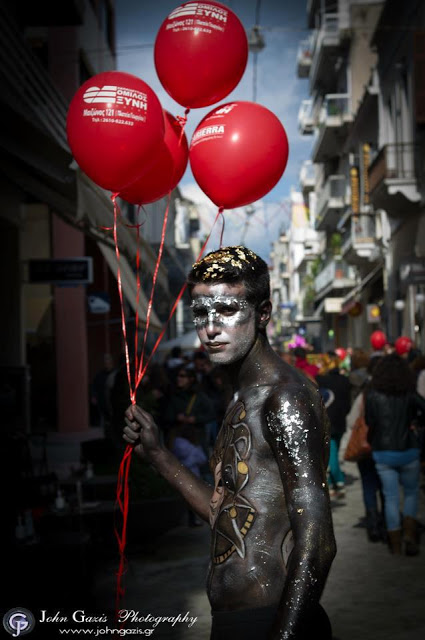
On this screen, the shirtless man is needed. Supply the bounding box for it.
[124,246,336,639]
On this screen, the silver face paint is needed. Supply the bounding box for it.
[190,283,257,365]
[191,295,250,327]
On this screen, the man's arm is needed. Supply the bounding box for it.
[263,384,336,639]
[124,404,213,522]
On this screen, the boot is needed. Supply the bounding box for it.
[403,516,420,556]
[387,529,402,554]
[366,508,381,542]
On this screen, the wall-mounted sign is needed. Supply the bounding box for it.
[28,258,93,285]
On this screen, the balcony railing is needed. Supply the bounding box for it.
[296,36,313,78]
[299,160,315,190]
[316,175,347,221]
[340,213,378,261]
[310,13,340,89]
[368,143,419,192]
[314,257,355,294]
[0,4,69,151]
[318,93,351,126]
[298,99,315,135]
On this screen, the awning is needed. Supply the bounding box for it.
[77,171,168,292]
[340,263,383,306]
[97,241,162,333]
[156,329,201,352]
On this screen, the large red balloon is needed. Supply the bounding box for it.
[189,101,289,208]
[67,71,165,192]
[120,111,189,205]
[154,1,248,108]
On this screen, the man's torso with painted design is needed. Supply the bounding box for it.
[207,385,293,611]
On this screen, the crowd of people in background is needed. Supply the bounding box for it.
[90,331,425,544]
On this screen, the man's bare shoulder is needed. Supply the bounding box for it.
[262,376,325,435]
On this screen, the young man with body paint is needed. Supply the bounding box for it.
[124,246,336,640]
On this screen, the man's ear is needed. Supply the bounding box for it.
[258,299,272,329]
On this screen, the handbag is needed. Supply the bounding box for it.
[343,396,372,462]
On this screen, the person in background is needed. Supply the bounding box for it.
[90,353,115,431]
[164,345,185,387]
[365,353,425,555]
[293,346,319,384]
[161,365,215,464]
[344,354,385,542]
[316,352,351,498]
[172,424,207,527]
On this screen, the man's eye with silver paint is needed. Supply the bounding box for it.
[215,304,238,316]
[192,306,208,319]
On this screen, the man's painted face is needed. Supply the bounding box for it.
[190,282,257,365]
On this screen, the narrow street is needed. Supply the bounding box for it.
[94,464,425,639]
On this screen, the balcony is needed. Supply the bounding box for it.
[299,160,315,200]
[312,94,353,162]
[339,211,380,266]
[298,99,315,135]
[368,143,421,213]
[314,257,356,298]
[309,14,343,93]
[296,37,313,78]
[315,175,347,231]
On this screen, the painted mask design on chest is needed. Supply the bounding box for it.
[209,401,256,564]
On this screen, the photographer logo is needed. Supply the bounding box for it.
[3,608,35,637]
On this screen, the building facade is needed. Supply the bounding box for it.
[296,0,425,352]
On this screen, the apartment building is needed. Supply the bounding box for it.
[297,0,425,351]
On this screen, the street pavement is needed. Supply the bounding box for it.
[94,463,425,639]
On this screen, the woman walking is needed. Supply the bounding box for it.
[365,354,425,555]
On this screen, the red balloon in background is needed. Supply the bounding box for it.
[335,348,347,361]
[67,71,165,192]
[395,335,413,356]
[154,1,248,108]
[370,330,387,350]
[120,111,189,205]
[189,101,289,209]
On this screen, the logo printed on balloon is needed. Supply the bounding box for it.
[167,2,228,33]
[192,124,225,146]
[82,85,149,125]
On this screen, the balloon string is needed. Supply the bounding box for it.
[134,206,142,380]
[111,194,136,405]
[137,196,170,380]
[218,207,225,247]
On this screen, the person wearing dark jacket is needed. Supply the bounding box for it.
[161,365,216,462]
[365,354,425,555]
[316,353,351,498]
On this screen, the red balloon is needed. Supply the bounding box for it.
[154,1,248,108]
[395,335,413,356]
[120,111,189,205]
[189,101,289,208]
[335,348,347,361]
[67,71,165,192]
[370,330,387,350]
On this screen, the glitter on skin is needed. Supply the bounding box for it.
[191,295,250,327]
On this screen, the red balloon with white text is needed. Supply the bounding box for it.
[154,1,248,108]
[189,101,289,209]
[120,111,189,205]
[67,71,165,192]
